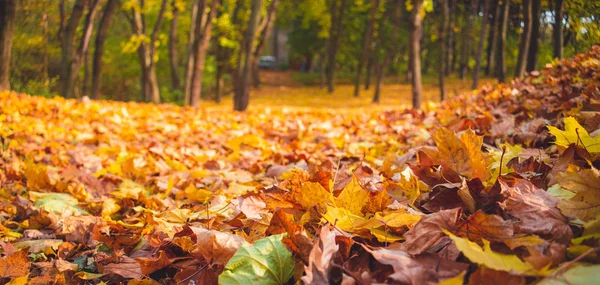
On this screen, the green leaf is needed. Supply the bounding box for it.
[443,229,549,276]
[219,234,295,285]
[29,192,87,215]
[537,265,600,285]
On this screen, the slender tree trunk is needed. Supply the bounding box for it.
[410,0,423,109]
[169,0,181,90]
[373,0,403,103]
[184,0,201,105]
[440,0,449,100]
[215,60,222,103]
[515,0,532,78]
[526,0,541,72]
[327,0,347,93]
[553,0,563,59]
[364,54,373,90]
[252,0,279,88]
[188,0,219,107]
[91,0,119,99]
[319,51,326,89]
[485,0,499,76]
[460,0,477,79]
[0,0,17,92]
[42,12,49,84]
[234,0,262,111]
[495,0,509,83]
[128,0,168,103]
[60,0,86,98]
[354,0,379,97]
[445,0,456,75]
[473,0,490,89]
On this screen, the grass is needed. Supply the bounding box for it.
[200,71,497,110]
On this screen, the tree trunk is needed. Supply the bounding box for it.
[354,0,379,97]
[515,0,531,78]
[326,0,347,93]
[252,0,279,88]
[91,0,119,99]
[215,60,222,103]
[373,0,403,103]
[0,0,16,92]
[364,53,373,90]
[460,0,477,80]
[439,0,449,100]
[485,0,499,76]
[445,0,456,75]
[169,0,181,90]
[234,0,262,111]
[472,0,490,89]
[495,0,509,83]
[128,0,168,103]
[553,0,563,59]
[60,0,86,98]
[188,0,219,107]
[409,0,423,109]
[526,0,541,72]
[184,0,201,105]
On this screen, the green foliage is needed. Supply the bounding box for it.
[219,234,295,285]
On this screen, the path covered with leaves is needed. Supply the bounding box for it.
[0,47,599,284]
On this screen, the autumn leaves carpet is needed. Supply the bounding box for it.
[0,47,599,284]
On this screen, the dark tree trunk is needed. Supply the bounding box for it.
[252,0,279,88]
[440,0,449,100]
[485,0,500,76]
[91,0,119,99]
[127,0,168,103]
[495,0,509,83]
[460,0,477,79]
[61,0,100,99]
[373,0,403,104]
[409,0,423,109]
[215,59,222,103]
[0,0,17,91]
[553,0,563,59]
[169,0,181,90]
[364,53,373,90]
[473,0,490,89]
[515,0,532,78]
[354,0,379,97]
[234,0,262,111]
[186,0,219,107]
[526,0,541,72]
[445,0,456,75]
[326,0,347,93]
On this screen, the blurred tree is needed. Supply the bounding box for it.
[92,0,120,99]
[326,0,347,93]
[552,0,563,59]
[354,0,379,97]
[526,0,541,72]
[234,0,261,111]
[60,0,101,98]
[473,0,490,89]
[495,0,509,83]
[515,0,532,78]
[409,0,424,109]
[0,0,16,91]
[251,0,279,88]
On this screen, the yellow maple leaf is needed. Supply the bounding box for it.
[548,116,600,153]
[291,181,332,209]
[444,229,550,276]
[335,176,370,215]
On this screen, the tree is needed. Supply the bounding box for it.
[445,0,456,75]
[526,0,541,72]
[440,0,449,100]
[168,0,181,91]
[234,0,261,111]
[60,0,101,99]
[460,0,477,79]
[373,0,403,103]
[515,0,532,78]
[473,0,490,89]
[485,0,500,76]
[354,0,379,97]
[326,0,347,93]
[553,0,564,59]
[409,0,423,109]
[495,0,509,83]
[252,0,279,88]
[91,0,119,99]
[125,0,168,103]
[0,0,16,92]
[184,0,219,107]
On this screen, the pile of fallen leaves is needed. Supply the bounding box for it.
[0,47,599,284]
